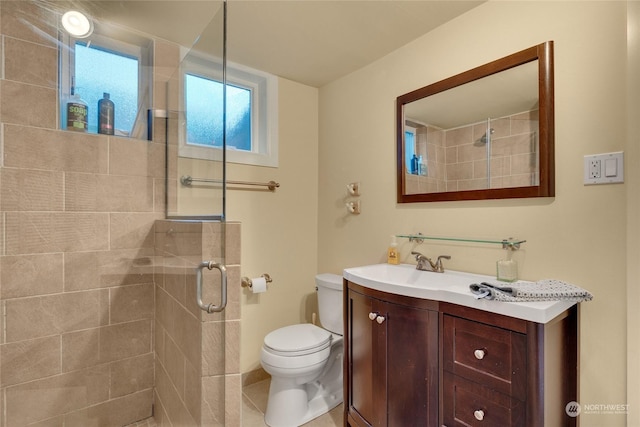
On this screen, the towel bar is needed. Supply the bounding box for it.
[181,175,279,191]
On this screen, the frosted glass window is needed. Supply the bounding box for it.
[59,25,151,139]
[178,58,278,167]
[185,74,252,151]
[75,43,139,135]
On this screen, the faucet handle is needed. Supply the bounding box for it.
[411,251,424,261]
[435,255,451,273]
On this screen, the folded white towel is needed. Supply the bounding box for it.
[469,279,593,302]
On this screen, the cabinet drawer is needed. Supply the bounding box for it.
[443,315,526,399]
[443,372,525,427]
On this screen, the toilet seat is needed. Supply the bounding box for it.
[263,324,331,357]
[261,273,344,427]
[262,324,334,370]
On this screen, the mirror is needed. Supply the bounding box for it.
[396,41,554,202]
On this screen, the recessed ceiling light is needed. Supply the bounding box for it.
[61,10,93,38]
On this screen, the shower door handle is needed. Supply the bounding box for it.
[196,261,227,313]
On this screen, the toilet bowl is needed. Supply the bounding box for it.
[260,273,343,427]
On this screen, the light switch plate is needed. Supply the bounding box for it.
[584,152,624,185]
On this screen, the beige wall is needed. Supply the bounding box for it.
[319,2,629,426]
[627,1,640,425]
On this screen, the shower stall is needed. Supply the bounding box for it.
[0,1,237,425]
[471,115,540,190]
[405,113,539,194]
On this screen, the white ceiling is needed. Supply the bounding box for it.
[84,0,483,88]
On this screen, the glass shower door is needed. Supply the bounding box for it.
[166,2,226,220]
[157,1,233,425]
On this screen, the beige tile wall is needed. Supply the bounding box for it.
[405,110,539,194]
[0,2,162,425]
[0,3,242,426]
[154,221,241,427]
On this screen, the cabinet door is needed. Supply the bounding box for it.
[347,289,379,427]
[347,288,438,427]
[385,300,439,427]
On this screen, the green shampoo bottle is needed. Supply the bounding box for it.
[66,86,88,132]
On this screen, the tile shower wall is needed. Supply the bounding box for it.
[153,221,241,426]
[405,110,539,194]
[0,2,189,426]
[0,3,158,425]
[0,3,242,425]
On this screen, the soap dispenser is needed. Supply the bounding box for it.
[387,235,400,265]
[496,247,518,282]
[65,81,88,133]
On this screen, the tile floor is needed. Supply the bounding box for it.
[124,418,157,427]
[242,378,343,427]
[126,378,343,427]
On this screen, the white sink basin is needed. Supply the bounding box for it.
[343,263,575,324]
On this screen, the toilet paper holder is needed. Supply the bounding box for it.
[241,273,273,288]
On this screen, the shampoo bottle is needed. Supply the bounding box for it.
[496,248,518,282]
[66,85,88,132]
[411,154,419,175]
[387,235,400,265]
[98,92,115,135]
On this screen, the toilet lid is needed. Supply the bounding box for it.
[264,324,331,356]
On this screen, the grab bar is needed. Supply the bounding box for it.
[196,261,227,313]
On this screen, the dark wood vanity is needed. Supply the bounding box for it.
[343,280,578,427]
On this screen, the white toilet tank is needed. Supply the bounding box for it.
[315,273,343,335]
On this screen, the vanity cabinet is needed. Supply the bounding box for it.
[345,283,439,427]
[344,281,578,427]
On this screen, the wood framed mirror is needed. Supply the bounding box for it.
[396,41,554,203]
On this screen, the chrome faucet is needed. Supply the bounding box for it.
[411,251,451,273]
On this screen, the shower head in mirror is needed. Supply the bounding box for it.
[475,128,495,146]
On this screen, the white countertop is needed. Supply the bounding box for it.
[343,263,576,324]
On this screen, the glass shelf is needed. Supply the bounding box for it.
[396,234,526,250]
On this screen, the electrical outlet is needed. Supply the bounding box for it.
[584,152,624,185]
[589,159,601,179]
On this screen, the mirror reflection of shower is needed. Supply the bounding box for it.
[474,118,494,188]
[475,126,494,145]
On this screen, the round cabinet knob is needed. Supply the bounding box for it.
[376,315,385,324]
[368,312,378,321]
[474,349,486,360]
[474,409,485,421]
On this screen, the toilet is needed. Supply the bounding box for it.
[260,273,344,427]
